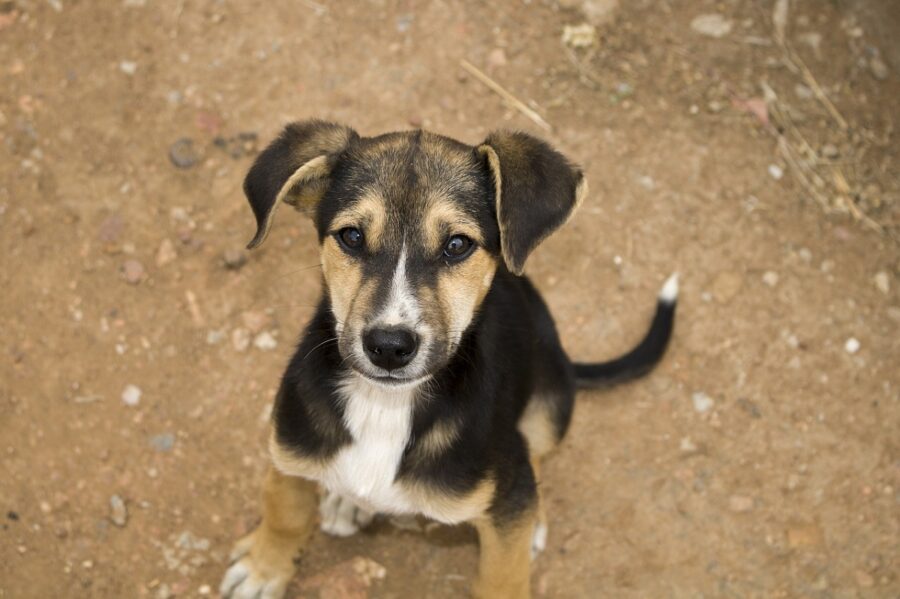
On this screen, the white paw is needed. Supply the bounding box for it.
[219,530,296,599]
[220,554,290,599]
[531,522,547,560]
[319,490,374,537]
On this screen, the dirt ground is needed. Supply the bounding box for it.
[1,0,898,597]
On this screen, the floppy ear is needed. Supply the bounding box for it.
[244,120,357,249]
[477,131,587,275]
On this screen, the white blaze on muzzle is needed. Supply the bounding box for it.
[378,244,421,327]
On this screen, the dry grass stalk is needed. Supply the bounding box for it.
[459,59,553,132]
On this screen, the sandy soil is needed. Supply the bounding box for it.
[1,1,898,597]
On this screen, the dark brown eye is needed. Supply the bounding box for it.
[443,235,475,262]
[337,227,363,251]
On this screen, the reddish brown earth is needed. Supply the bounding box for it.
[1,1,898,597]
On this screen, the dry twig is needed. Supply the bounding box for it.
[459,59,553,132]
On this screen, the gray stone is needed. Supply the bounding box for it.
[150,432,175,452]
[169,138,200,169]
[109,495,127,527]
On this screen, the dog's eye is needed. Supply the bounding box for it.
[336,227,364,251]
[443,235,475,262]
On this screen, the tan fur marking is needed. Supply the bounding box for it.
[422,133,475,168]
[517,398,559,458]
[320,238,364,327]
[412,417,461,462]
[330,190,387,252]
[423,197,484,254]
[249,155,331,249]
[268,433,327,480]
[566,177,589,226]
[530,456,547,551]
[472,510,537,599]
[399,476,495,525]
[476,144,509,266]
[222,467,319,597]
[299,125,354,161]
[436,249,497,346]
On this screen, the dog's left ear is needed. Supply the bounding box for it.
[477,131,587,275]
[244,120,358,249]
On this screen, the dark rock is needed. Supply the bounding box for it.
[223,248,247,270]
[169,138,200,169]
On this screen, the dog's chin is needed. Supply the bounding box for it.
[352,368,431,391]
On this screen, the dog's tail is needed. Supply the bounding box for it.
[573,273,678,390]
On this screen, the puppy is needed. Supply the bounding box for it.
[220,121,677,598]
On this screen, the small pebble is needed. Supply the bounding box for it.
[395,13,413,33]
[169,138,200,169]
[232,328,251,352]
[844,337,860,354]
[562,23,597,49]
[98,214,125,243]
[109,495,127,527]
[122,259,145,284]
[155,239,177,268]
[869,55,889,80]
[120,61,137,75]
[728,495,754,512]
[206,330,226,345]
[636,175,655,190]
[768,164,784,180]
[692,392,715,413]
[581,0,620,24]
[762,271,779,287]
[253,331,278,351]
[150,432,175,452]
[679,437,698,452]
[223,248,247,270]
[873,271,889,295]
[821,144,839,159]
[690,14,732,38]
[198,585,211,596]
[121,384,142,407]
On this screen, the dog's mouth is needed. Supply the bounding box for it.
[352,368,431,390]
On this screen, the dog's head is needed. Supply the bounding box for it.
[245,120,585,387]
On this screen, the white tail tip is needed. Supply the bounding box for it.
[659,272,679,303]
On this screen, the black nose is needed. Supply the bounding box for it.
[362,327,419,371]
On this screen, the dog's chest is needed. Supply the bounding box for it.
[319,379,417,514]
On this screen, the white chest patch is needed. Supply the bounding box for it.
[319,375,418,515]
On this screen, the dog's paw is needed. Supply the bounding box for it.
[219,531,295,599]
[530,521,548,560]
[319,490,374,537]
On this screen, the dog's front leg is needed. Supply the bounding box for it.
[220,466,318,599]
[472,508,538,599]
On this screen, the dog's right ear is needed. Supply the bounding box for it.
[244,120,357,249]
